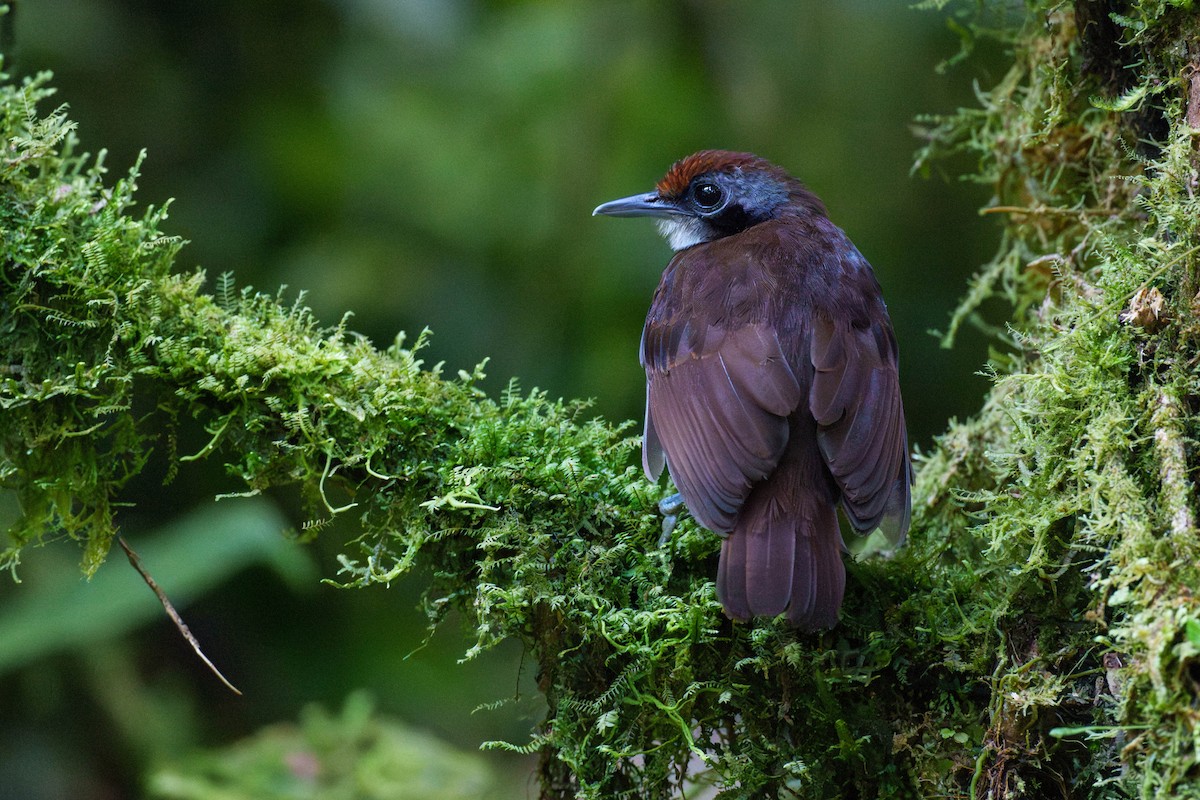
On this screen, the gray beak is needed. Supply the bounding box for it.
[592,191,684,219]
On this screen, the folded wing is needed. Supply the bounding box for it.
[642,321,803,534]
[808,314,910,543]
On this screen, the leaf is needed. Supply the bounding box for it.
[1185,618,1200,647]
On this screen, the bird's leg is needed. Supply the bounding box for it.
[657,492,685,547]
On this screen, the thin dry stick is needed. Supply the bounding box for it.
[117,536,243,696]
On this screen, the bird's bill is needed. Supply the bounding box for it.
[592,191,684,219]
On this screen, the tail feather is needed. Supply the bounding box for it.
[788,530,816,624]
[792,501,845,630]
[744,498,796,616]
[716,525,749,621]
[716,491,844,631]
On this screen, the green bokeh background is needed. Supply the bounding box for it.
[1,1,1001,796]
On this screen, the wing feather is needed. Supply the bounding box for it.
[810,315,910,541]
[643,320,803,534]
[642,387,665,480]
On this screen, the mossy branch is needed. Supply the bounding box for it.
[7,2,1200,797]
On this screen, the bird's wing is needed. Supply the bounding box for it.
[808,312,910,542]
[642,320,803,534]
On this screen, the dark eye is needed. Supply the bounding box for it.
[692,181,723,210]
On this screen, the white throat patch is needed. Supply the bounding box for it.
[656,217,713,251]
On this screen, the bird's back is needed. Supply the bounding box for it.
[594,148,909,630]
[641,214,909,629]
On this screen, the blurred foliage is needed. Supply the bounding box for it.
[147,692,500,800]
[0,500,309,673]
[9,0,999,444]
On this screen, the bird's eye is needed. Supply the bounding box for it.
[692,181,723,210]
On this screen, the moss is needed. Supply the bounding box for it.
[6,2,1200,796]
[907,2,1200,797]
[146,692,498,799]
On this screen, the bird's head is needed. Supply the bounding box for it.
[593,150,825,251]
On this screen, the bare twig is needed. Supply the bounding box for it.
[117,536,243,695]
[1151,389,1196,543]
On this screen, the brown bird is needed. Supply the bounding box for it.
[594,150,910,630]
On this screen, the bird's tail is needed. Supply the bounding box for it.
[715,490,845,631]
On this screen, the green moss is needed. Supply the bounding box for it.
[147,693,499,799]
[6,2,1200,796]
[906,2,1200,797]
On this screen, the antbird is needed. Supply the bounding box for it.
[594,151,911,630]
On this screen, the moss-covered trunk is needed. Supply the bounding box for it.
[909,2,1200,796]
[5,2,1200,798]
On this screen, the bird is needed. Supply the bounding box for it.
[593,150,911,630]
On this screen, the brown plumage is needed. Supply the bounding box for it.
[594,150,910,630]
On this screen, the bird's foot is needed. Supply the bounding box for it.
[657,492,685,547]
